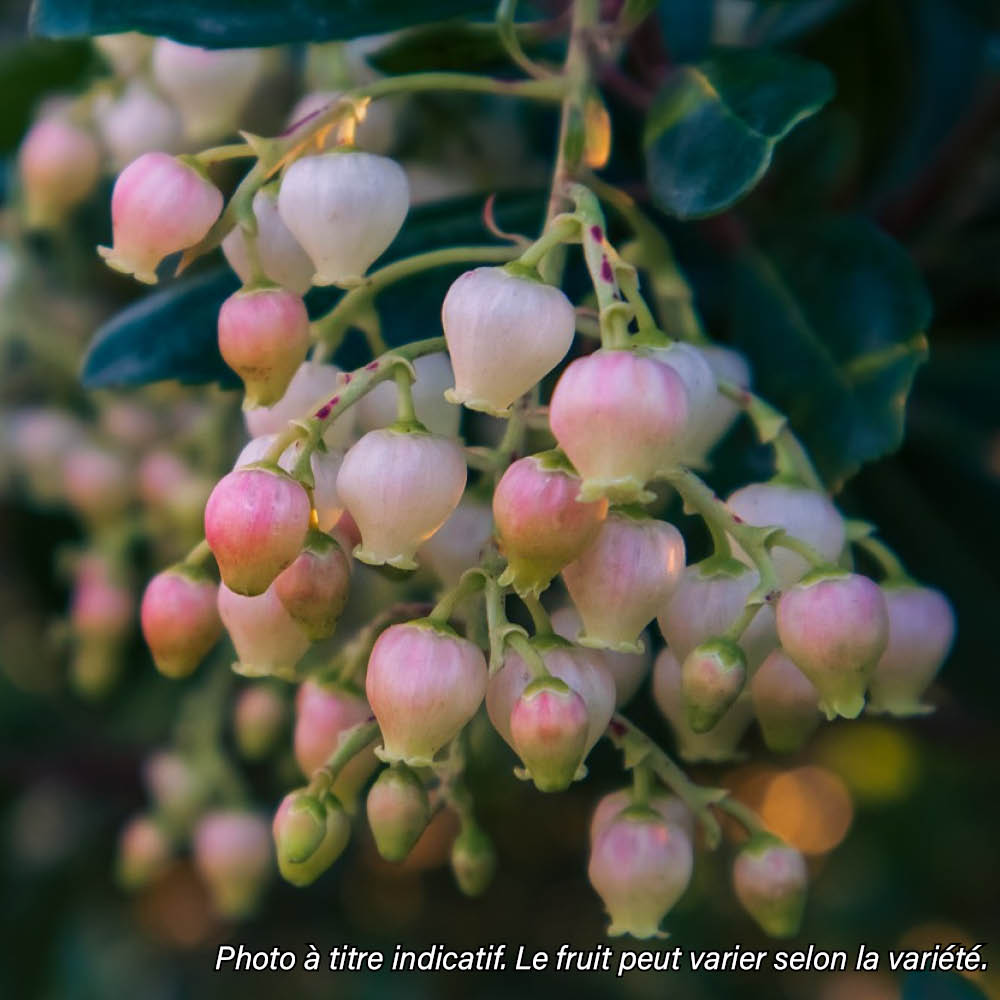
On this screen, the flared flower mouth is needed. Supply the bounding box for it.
[443,387,513,417]
[352,545,419,572]
[97,245,159,284]
[578,634,646,655]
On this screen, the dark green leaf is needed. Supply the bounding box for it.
[644,49,835,218]
[657,0,713,62]
[30,0,495,49]
[0,39,95,153]
[727,216,931,487]
[82,269,241,389]
[744,0,857,45]
[82,192,546,389]
[369,20,556,75]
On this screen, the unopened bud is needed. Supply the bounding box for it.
[273,531,351,640]
[510,678,589,792]
[273,790,351,887]
[732,835,808,938]
[681,638,747,733]
[366,764,431,862]
[450,824,496,897]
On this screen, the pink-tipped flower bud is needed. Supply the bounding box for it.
[590,789,694,844]
[63,445,132,523]
[681,638,748,733]
[236,434,343,534]
[244,360,355,450]
[494,452,607,596]
[18,117,100,228]
[218,286,310,408]
[222,187,315,295]
[727,482,845,587]
[193,810,271,919]
[417,498,493,588]
[750,649,821,753]
[442,266,576,415]
[294,680,377,806]
[95,82,183,170]
[337,428,466,570]
[277,151,408,285]
[776,569,889,720]
[688,345,751,459]
[70,556,133,641]
[366,764,431,862]
[487,639,615,767]
[551,606,651,707]
[562,512,685,652]
[273,789,351,887]
[152,40,263,142]
[117,815,171,889]
[273,530,351,640]
[366,621,487,767]
[205,465,311,596]
[99,153,223,284]
[233,685,287,760]
[450,824,496,897]
[137,450,191,507]
[141,567,222,679]
[732,835,808,938]
[217,583,310,680]
[550,349,689,503]
[658,559,777,670]
[510,677,590,792]
[652,648,754,763]
[356,354,460,439]
[588,806,693,938]
[867,584,955,717]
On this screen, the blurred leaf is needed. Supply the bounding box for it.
[644,49,835,218]
[81,192,546,389]
[369,20,555,75]
[657,0,714,61]
[744,0,857,45]
[870,0,993,209]
[81,269,241,389]
[0,39,95,153]
[29,0,495,49]
[727,216,931,487]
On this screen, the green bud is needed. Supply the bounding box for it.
[681,638,747,734]
[450,824,496,897]
[273,789,351,887]
[366,764,431,862]
[732,834,808,938]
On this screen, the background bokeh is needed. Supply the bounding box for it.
[1,1,999,998]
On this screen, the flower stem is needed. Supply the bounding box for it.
[664,466,779,605]
[314,244,520,345]
[854,535,912,583]
[312,720,380,789]
[606,713,726,848]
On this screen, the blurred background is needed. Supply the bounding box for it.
[1,0,999,998]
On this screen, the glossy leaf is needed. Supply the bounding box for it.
[644,49,835,218]
[30,0,495,49]
[82,269,241,389]
[726,216,931,487]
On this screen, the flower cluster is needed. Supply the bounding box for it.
[9,17,955,943]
